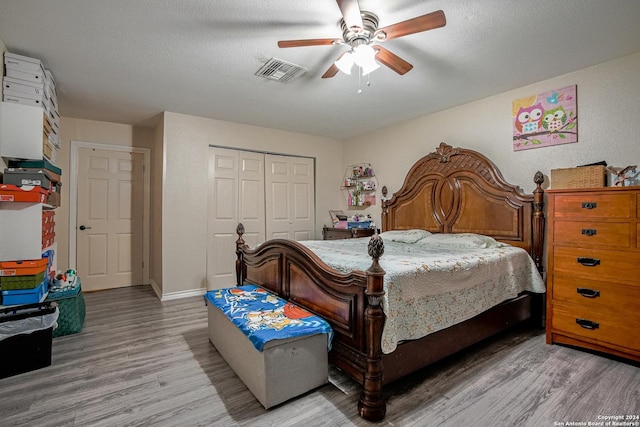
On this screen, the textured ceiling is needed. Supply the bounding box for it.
[1,0,639,139]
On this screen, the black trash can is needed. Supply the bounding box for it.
[0,301,58,379]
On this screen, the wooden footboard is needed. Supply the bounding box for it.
[235,223,388,421]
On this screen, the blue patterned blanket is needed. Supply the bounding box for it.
[204,285,333,352]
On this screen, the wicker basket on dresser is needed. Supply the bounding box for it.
[546,186,640,362]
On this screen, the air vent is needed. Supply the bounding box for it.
[255,58,306,83]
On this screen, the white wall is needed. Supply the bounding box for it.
[150,115,164,294]
[30,112,341,299]
[161,112,343,296]
[57,117,153,271]
[342,52,640,226]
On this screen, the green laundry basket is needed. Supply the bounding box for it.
[45,277,85,337]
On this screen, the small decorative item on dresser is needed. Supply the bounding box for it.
[606,165,638,187]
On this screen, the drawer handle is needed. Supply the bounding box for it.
[581,229,597,236]
[576,318,600,330]
[576,287,600,298]
[581,202,597,209]
[577,257,600,267]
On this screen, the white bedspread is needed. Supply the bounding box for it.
[299,231,545,354]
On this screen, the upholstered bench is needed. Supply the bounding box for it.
[204,285,333,409]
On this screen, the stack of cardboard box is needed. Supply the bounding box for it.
[2,52,60,163]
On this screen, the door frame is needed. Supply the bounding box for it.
[69,141,151,285]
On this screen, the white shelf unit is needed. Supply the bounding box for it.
[0,101,46,160]
[0,203,53,261]
[0,101,58,263]
[341,163,378,209]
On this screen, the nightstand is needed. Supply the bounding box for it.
[322,227,375,240]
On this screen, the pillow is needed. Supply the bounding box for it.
[379,229,431,244]
[416,233,505,249]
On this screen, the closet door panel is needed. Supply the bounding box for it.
[265,155,315,241]
[207,148,265,290]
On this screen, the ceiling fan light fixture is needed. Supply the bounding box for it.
[352,44,375,65]
[353,44,380,76]
[359,59,380,76]
[335,52,355,74]
[277,6,446,80]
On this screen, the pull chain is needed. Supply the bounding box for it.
[356,67,372,94]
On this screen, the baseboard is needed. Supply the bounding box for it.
[149,279,162,300]
[148,279,207,301]
[160,287,207,301]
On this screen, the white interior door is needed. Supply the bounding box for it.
[207,147,265,290]
[76,147,144,291]
[265,154,315,240]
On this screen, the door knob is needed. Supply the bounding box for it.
[79,225,92,230]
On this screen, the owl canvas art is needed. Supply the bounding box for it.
[515,103,544,134]
[512,85,577,151]
[542,106,567,131]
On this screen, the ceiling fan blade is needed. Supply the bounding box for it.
[378,10,446,40]
[322,52,348,78]
[322,63,340,79]
[278,38,339,48]
[375,46,413,75]
[336,0,363,31]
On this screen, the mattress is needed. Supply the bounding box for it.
[299,230,546,354]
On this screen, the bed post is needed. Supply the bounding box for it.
[380,186,389,232]
[235,223,246,286]
[532,172,545,273]
[358,234,387,422]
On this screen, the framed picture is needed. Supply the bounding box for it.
[329,210,345,225]
[512,85,578,151]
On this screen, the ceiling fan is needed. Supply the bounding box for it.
[277,0,446,78]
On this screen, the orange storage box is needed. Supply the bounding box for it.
[0,184,49,203]
[0,258,48,277]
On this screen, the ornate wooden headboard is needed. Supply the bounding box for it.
[381,143,545,270]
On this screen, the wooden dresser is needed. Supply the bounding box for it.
[546,187,640,362]
[322,227,375,240]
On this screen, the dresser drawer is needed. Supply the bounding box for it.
[552,246,640,284]
[323,228,352,240]
[553,193,633,219]
[352,228,375,239]
[322,227,374,240]
[551,274,640,314]
[551,303,640,351]
[553,220,630,248]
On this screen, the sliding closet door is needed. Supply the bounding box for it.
[265,154,315,240]
[207,147,265,290]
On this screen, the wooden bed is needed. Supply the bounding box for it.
[234,143,545,421]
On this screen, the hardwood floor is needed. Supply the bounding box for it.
[1,285,638,426]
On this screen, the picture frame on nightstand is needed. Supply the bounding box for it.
[329,210,344,224]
